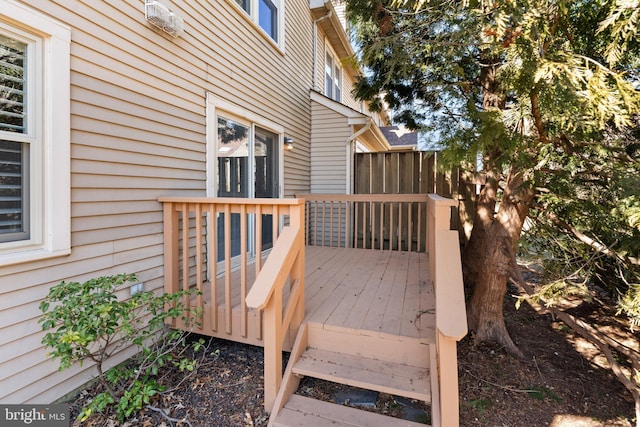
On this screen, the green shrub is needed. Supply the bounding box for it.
[39,273,203,422]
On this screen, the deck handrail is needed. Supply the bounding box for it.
[245,226,300,310]
[296,193,429,251]
[427,194,467,427]
[245,224,305,412]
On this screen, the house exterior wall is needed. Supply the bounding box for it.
[310,101,352,194]
[315,21,361,112]
[313,28,326,93]
[0,0,315,404]
[333,0,348,29]
[313,14,389,128]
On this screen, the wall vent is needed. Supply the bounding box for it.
[145,0,184,38]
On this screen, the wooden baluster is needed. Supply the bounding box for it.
[181,203,190,312]
[273,204,279,241]
[407,203,413,252]
[338,201,343,248]
[224,203,232,335]
[379,202,384,250]
[209,203,218,332]
[330,201,334,247]
[370,201,374,250]
[397,202,403,251]
[256,204,263,275]
[195,203,203,314]
[313,201,318,246]
[241,204,247,338]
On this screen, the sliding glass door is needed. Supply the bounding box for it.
[215,115,280,260]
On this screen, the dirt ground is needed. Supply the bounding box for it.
[68,278,637,427]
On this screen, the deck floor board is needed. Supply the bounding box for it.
[191,246,436,346]
[305,247,435,343]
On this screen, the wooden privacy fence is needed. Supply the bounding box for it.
[356,151,481,242]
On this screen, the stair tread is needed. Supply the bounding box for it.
[293,347,430,401]
[272,394,429,427]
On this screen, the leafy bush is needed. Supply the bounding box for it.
[39,273,203,422]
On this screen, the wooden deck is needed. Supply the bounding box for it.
[190,245,435,348]
[160,195,466,426]
[304,246,435,343]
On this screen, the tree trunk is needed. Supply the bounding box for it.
[461,50,536,356]
[463,168,533,357]
[461,168,498,290]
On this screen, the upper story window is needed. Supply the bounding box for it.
[0,1,70,266]
[234,0,281,44]
[325,51,342,102]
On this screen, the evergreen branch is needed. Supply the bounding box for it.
[546,212,640,266]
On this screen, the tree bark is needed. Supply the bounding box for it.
[461,50,536,356]
[464,167,533,357]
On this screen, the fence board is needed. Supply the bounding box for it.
[355,151,476,243]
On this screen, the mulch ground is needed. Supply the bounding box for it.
[68,278,636,427]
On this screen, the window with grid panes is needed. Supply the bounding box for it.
[0,0,70,266]
[0,34,29,242]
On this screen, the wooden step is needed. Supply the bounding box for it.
[272,394,430,427]
[293,347,430,402]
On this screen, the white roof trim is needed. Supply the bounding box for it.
[310,90,367,119]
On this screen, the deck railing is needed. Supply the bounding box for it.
[159,197,304,340]
[427,194,468,427]
[160,195,466,421]
[159,197,305,412]
[296,193,429,252]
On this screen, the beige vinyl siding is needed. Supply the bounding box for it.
[309,98,353,246]
[310,101,353,194]
[0,0,313,403]
[333,0,348,29]
[314,32,327,93]
[341,71,361,111]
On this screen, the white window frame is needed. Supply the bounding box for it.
[325,48,342,102]
[228,0,285,50]
[205,94,284,199]
[0,1,71,266]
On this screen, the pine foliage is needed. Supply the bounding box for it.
[347,0,640,330]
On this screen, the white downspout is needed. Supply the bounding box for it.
[313,10,332,91]
[345,118,371,195]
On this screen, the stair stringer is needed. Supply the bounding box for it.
[268,321,435,426]
[267,322,309,427]
[430,340,441,427]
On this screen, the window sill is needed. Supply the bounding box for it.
[0,247,71,267]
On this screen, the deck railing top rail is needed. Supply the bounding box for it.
[296,193,439,252]
[158,196,304,208]
[295,193,428,202]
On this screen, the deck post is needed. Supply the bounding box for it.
[428,193,467,427]
[163,201,179,327]
[289,201,306,347]
[262,287,283,412]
